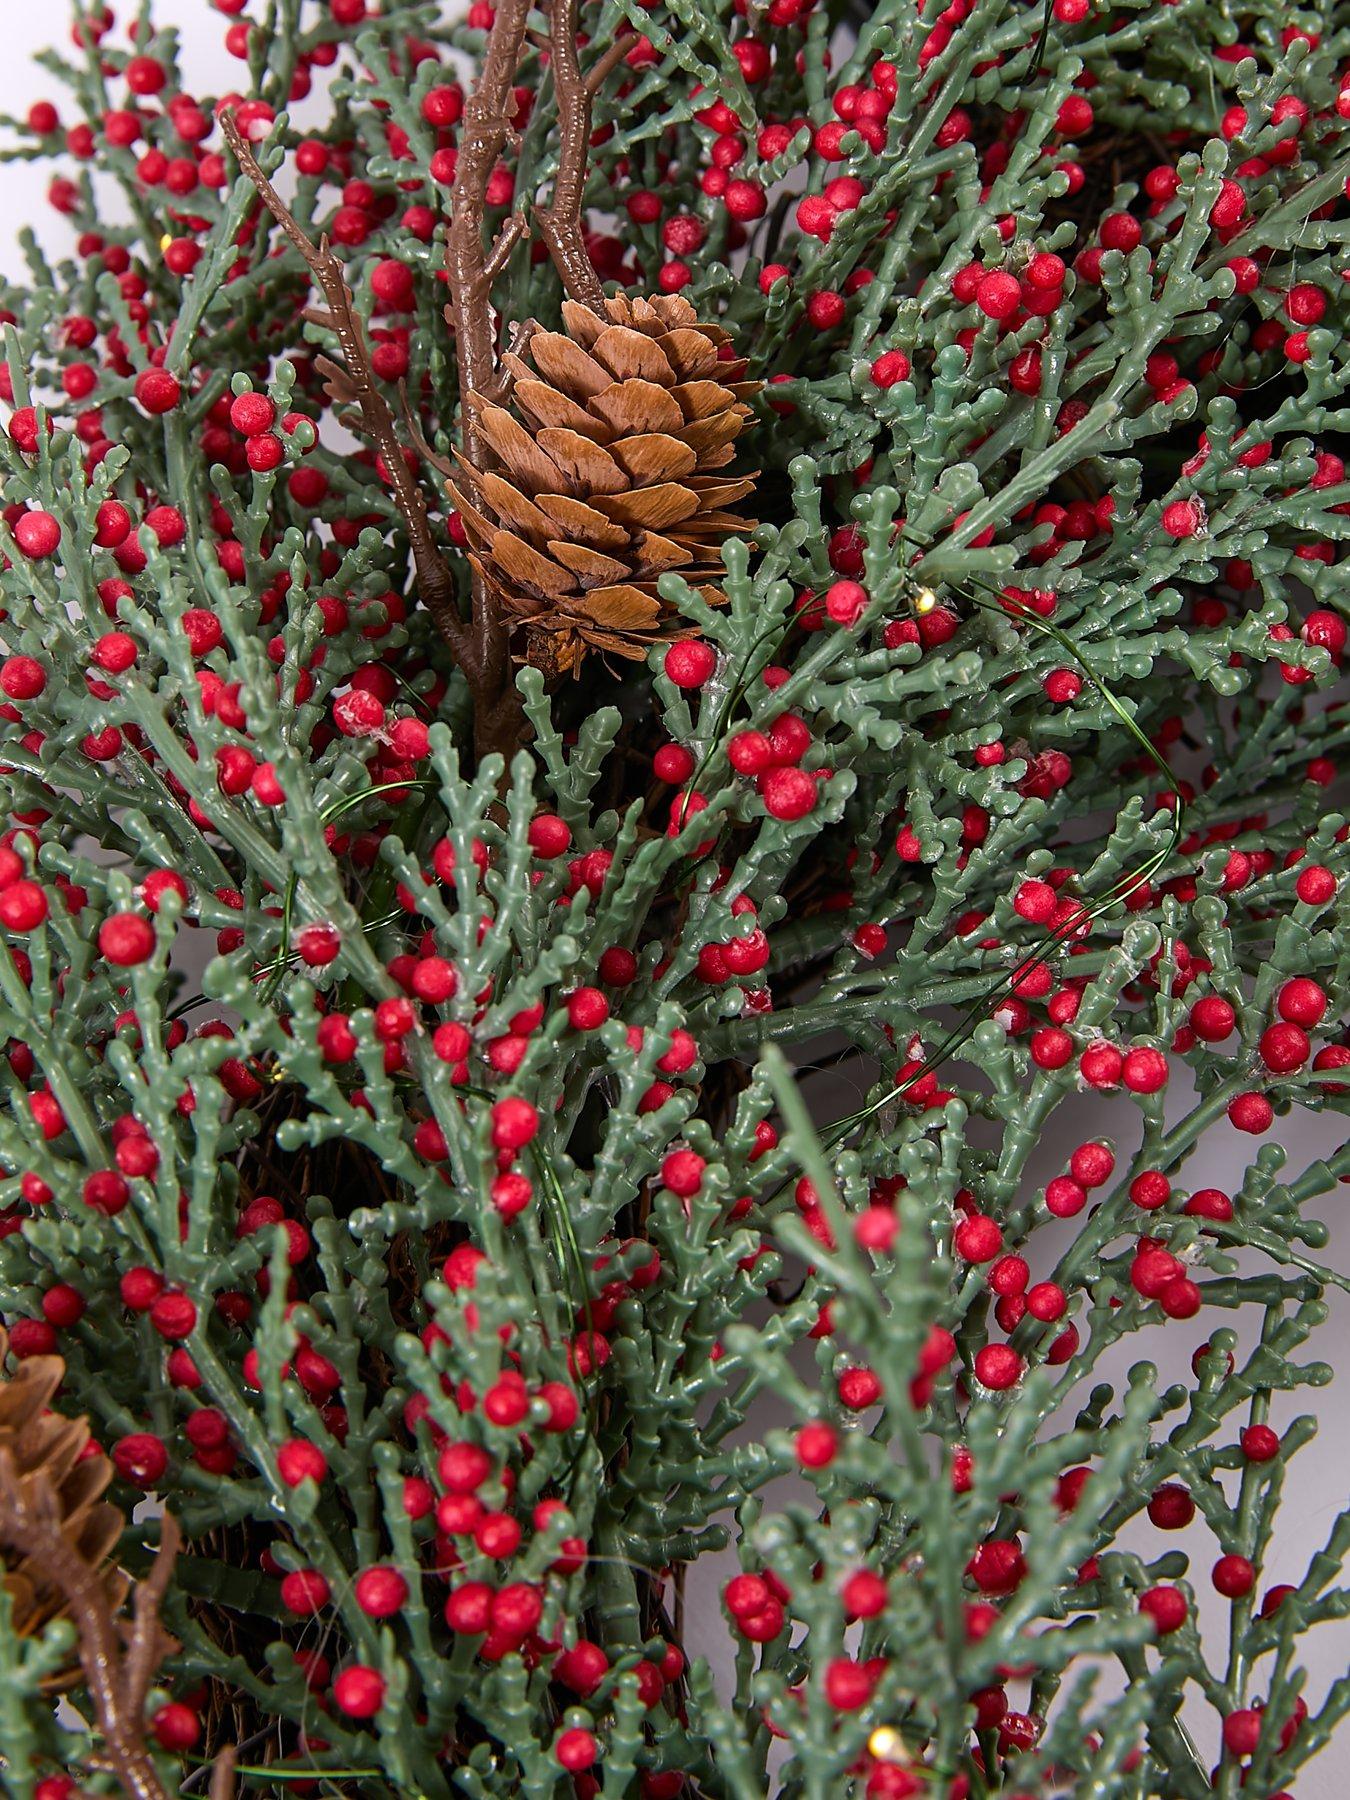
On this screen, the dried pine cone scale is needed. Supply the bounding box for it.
[448,293,759,675]
[0,1333,127,1681]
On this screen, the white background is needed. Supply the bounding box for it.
[1,3,1346,1790]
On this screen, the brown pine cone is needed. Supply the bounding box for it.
[447,293,759,676]
[0,1331,127,1685]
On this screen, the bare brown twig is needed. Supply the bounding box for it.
[444,0,536,758]
[445,0,534,463]
[219,114,475,677]
[441,0,628,755]
[0,1453,178,1800]
[208,1745,238,1800]
[534,0,607,312]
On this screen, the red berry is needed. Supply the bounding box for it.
[1069,1141,1114,1187]
[111,1432,168,1487]
[824,1657,874,1710]
[354,1565,409,1617]
[1130,1171,1171,1211]
[974,1344,1022,1390]
[1161,498,1202,539]
[1189,995,1235,1040]
[1212,1554,1255,1598]
[41,1283,86,1327]
[1259,1022,1309,1072]
[439,1440,493,1493]
[661,1148,706,1195]
[229,391,277,437]
[1295,864,1336,905]
[1240,1424,1280,1463]
[1123,1046,1168,1093]
[1148,1483,1194,1530]
[527,812,571,858]
[483,1373,530,1426]
[567,987,609,1031]
[333,1665,385,1719]
[98,912,156,966]
[796,1421,837,1467]
[149,1290,197,1340]
[491,1097,538,1151]
[0,880,49,932]
[1276,977,1325,1027]
[1139,1585,1188,1634]
[664,640,717,687]
[760,766,817,820]
[135,368,182,414]
[954,1214,1002,1261]
[1222,1708,1263,1758]
[1227,1091,1273,1134]
[14,512,61,558]
[1,654,50,706]
[276,1438,327,1487]
[825,579,867,626]
[870,348,911,388]
[281,1569,331,1613]
[1159,1275,1201,1319]
[841,1569,888,1618]
[974,270,1020,319]
[555,1728,598,1772]
[151,1702,200,1751]
[653,743,695,783]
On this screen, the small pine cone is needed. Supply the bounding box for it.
[447,293,760,675]
[0,1331,127,1685]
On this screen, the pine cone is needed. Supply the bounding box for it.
[0,1331,126,1684]
[447,293,759,676]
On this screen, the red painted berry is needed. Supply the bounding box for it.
[1240,1424,1280,1463]
[974,1344,1022,1390]
[760,767,817,820]
[354,1566,409,1617]
[796,1421,837,1467]
[333,1665,385,1719]
[556,1727,598,1771]
[1212,1554,1255,1598]
[1139,1585,1188,1634]
[151,1702,200,1751]
[664,640,717,687]
[276,1438,327,1487]
[229,391,277,437]
[134,368,182,414]
[98,912,156,966]
[0,656,46,700]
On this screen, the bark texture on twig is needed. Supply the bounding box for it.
[445,0,535,468]
[534,0,607,313]
[208,1744,238,1800]
[444,0,639,752]
[219,114,475,677]
[444,0,537,759]
[0,1453,180,1800]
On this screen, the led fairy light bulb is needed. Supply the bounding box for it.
[867,1726,911,1764]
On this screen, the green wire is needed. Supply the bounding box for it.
[259,778,438,1001]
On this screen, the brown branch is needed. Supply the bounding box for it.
[208,1746,238,1800]
[534,0,607,313]
[587,32,639,96]
[440,1,624,758]
[219,113,476,677]
[398,384,458,481]
[483,211,530,287]
[446,0,533,459]
[0,1454,177,1800]
[445,0,535,761]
